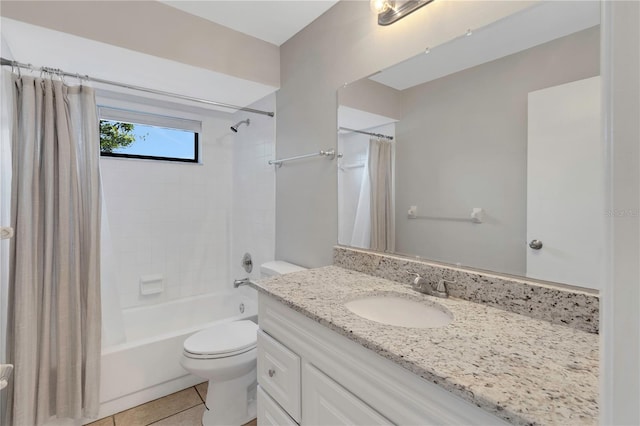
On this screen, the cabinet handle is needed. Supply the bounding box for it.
[268,369,276,378]
[529,239,543,250]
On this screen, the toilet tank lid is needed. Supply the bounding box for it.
[260,261,307,276]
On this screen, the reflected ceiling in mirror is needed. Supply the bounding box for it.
[337,1,603,289]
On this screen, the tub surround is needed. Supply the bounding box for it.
[334,246,599,334]
[251,266,598,425]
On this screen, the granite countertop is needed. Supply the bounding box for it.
[251,266,599,426]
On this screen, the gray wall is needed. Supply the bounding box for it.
[339,79,402,121]
[395,27,600,275]
[0,1,280,88]
[605,1,640,423]
[276,0,536,267]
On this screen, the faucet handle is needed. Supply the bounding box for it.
[405,270,421,278]
[406,270,427,287]
[433,279,454,298]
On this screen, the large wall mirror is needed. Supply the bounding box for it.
[337,1,603,290]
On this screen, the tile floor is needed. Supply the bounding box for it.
[88,382,258,426]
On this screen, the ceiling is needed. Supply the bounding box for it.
[160,1,339,46]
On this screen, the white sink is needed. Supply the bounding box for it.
[345,296,453,328]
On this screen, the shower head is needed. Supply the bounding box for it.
[230,119,250,133]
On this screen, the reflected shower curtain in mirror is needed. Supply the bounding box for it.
[349,143,372,248]
[368,138,395,252]
[7,75,101,425]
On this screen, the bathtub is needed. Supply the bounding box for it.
[95,291,257,419]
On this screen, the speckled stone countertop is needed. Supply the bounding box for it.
[251,266,598,426]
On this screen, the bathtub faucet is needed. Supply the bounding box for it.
[233,278,252,288]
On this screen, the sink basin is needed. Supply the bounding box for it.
[344,296,453,328]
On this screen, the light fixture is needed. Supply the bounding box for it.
[374,0,434,26]
[370,0,393,14]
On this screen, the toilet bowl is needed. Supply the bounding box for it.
[180,321,259,426]
[181,260,307,425]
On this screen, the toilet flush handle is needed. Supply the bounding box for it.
[268,369,276,378]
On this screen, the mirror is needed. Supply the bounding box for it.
[337,1,603,289]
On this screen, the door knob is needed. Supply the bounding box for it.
[529,239,543,250]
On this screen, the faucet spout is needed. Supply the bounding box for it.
[233,278,251,288]
[406,271,450,298]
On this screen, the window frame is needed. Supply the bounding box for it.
[98,106,201,164]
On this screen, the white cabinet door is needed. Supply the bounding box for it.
[526,76,604,289]
[257,386,298,426]
[302,363,392,426]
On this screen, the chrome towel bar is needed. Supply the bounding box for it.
[269,149,340,168]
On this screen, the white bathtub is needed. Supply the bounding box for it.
[95,291,258,419]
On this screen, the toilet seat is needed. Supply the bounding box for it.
[183,320,258,360]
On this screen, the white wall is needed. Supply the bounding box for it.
[0,15,279,309]
[230,95,277,283]
[99,100,235,308]
[338,132,368,247]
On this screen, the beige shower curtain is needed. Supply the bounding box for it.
[368,138,395,252]
[7,75,101,425]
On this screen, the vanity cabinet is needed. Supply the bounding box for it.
[256,293,507,426]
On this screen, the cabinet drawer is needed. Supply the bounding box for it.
[257,330,301,422]
[257,385,298,426]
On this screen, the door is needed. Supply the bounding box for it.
[302,363,392,426]
[526,76,604,288]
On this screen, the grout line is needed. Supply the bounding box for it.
[145,402,204,425]
[88,415,115,426]
[194,383,207,404]
[111,388,203,426]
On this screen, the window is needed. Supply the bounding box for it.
[99,106,201,163]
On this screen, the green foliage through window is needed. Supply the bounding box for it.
[100,121,148,153]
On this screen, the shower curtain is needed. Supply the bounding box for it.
[350,138,395,252]
[6,75,102,425]
[368,138,395,252]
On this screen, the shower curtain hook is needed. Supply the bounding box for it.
[11,62,20,79]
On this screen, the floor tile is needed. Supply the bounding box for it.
[243,419,257,426]
[151,404,205,426]
[87,416,114,426]
[114,388,202,426]
[195,382,208,403]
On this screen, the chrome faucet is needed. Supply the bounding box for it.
[407,271,451,298]
[233,278,251,288]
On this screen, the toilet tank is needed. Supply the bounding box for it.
[260,261,307,278]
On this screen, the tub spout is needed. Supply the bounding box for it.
[233,278,251,288]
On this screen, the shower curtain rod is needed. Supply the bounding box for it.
[338,126,394,141]
[0,57,275,117]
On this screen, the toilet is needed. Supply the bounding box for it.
[180,260,306,426]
